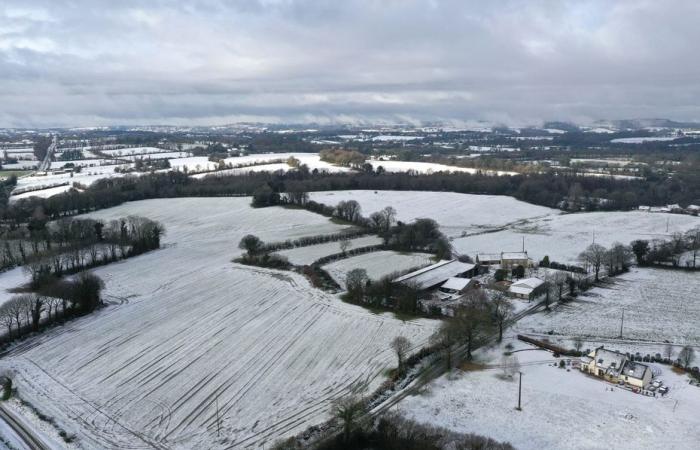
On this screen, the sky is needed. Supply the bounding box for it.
[1,0,700,128]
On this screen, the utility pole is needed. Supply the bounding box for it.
[522,236,525,252]
[619,308,624,339]
[666,217,670,233]
[516,371,523,411]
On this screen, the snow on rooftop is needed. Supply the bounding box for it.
[440,277,472,291]
[394,260,475,290]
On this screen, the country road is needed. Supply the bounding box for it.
[0,404,52,450]
[37,135,56,172]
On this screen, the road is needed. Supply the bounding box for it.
[0,404,52,450]
[37,135,56,172]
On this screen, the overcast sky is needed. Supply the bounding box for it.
[1,0,699,128]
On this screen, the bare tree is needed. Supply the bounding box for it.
[678,346,695,368]
[339,238,351,255]
[490,294,513,342]
[390,336,411,374]
[573,336,584,353]
[663,344,674,361]
[447,290,494,360]
[579,243,607,281]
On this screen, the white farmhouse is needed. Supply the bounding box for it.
[580,347,652,389]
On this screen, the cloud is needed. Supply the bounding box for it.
[1,0,700,127]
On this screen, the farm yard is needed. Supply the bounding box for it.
[0,198,437,449]
[515,268,700,345]
[400,337,700,450]
[323,251,434,289]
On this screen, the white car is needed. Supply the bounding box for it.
[652,379,663,388]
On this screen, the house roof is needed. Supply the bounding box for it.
[591,348,627,373]
[476,253,501,262]
[509,277,544,293]
[502,252,529,260]
[622,360,649,380]
[440,277,472,291]
[394,259,476,290]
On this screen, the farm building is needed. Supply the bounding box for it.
[475,252,532,269]
[580,347,652,389]
[508,277,545,300]
[393,259,476,291]
[436,277,480,300]
[500,251,531,269]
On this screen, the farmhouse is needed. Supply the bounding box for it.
[393,259,476,291]
[508,277,545,300]
[580,347,652,389]
[476,252,532,269]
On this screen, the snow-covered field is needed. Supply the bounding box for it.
[451,211,700,264]
[611,137,680,144]
[515,268,700,345]
[277,235,382,265]
[401,338,700,450]
[367,160,517,176]
[0,198,436,449]
[323,251,433,289]
[308,190,558,238]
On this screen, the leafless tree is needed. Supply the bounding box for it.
[573,336,584,353]
[339,238,351,255]
[679,346,695,368]
[490,293,514,342]
[579,243,607,281]
[663,344,674,360]
[391,336,411,373]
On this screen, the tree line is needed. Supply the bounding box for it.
[631,228,700,268]
[5,165,698,230]
[0,272,104,342]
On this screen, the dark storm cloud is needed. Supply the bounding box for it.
[1,0,700,127]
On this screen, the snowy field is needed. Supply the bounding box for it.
[367,160,517,176]
[308,190,558,238]
[169,156,218,172]
[0,198,436,449]
[515,268,700,345]
[611,137,680,144]
[323,251,433,289]
[451,211,700,264]
[277,235,382,265]
[401,337,700,450]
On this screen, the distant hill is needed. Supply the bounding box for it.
[594,118,700,130]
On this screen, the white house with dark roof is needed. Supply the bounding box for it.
[580,347,652,389]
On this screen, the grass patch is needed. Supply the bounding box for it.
[0,170,32,178]
[459,361,488,372]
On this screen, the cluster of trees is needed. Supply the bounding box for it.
[273,407,514,450]
[0,272,104,341]
[3,216,164,288]
[236,234,291,270]
[319,149,367,168]
[344,269,428,315]
[578,242,633,281]
[431,291,514,365]
[632,229,700,268]
[133,157,171,172]
[538,256,586,274]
